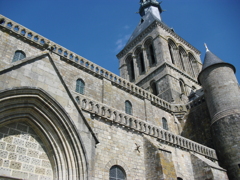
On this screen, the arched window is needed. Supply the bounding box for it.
[145,38,156,66]
[179,79,185,95]
[126,55,135,82]
[12,50,26,62]
[168,39,177,65]
[125,100,132,115]
[150,81,158,96]
[76,79,85,94]
[135,47,145,74]
[178,46,186,71]
[149,44,156,65]
[109,165,126,180]
[188,53,199,77]
[162,117,168,130]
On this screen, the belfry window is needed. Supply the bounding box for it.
[139,51,145,73]
[149,44,156,65]
[145,38,156,66]
[109,165,126,180]
[135,47,145,74]
[178,46,186,71]
[188,53,199,77]
[76,79,85,94]
[12,50,26,62]
[126,55,135,82]
[162,117,168,130]
[125,100,132,115]
[168,39,177,65]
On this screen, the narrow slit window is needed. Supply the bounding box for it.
[162,117,168,130]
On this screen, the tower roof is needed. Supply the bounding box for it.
[202,46,235,72]
[198,45,236,84]
[126,0,163,46]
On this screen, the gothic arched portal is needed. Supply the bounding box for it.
[0,87,88,180]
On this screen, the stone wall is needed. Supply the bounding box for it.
[182,101,213,148]
[0,122,53,180]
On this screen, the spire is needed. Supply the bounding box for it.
[139,0,163,20]
[201,44,235,72]
[198,44,236,84]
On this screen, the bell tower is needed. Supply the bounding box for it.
[116,0,202,104]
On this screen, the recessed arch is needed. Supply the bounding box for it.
[178,46,187,71]
[168,38,178,65]
[188,52,199,77]
[144,37,156,66]
[0,87,88,180]
[125,55,135,82]
[134,46,145,74]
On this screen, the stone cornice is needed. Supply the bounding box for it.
[75,92,218,161]
[136,62,199,86]
[117,20,201,59]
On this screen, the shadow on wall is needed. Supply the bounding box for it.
[181,102,213,148]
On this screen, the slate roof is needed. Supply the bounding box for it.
[198,49,236,84]
[126,11,160,46]
[202,50,235,72]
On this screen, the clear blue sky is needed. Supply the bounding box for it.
[1,0,240,80]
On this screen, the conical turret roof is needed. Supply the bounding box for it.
[198,45,236,84]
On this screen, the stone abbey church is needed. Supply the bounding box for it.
[0,0,240,180]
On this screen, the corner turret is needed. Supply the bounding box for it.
[198,45,240,180]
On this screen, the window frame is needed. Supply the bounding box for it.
[76,79,85,95]
[162,117,168,130]
[125,100,132,115]
[12,50,26,62]
[109,165,126,180]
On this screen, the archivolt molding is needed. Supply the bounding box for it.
[0,87,89,180]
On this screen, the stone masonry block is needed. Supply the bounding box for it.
[18,155,30,163]
[0,142,6,150]
[27,149,39,158]
[10,161,22,170]
[0,167,11,177]
[12,170,28,179]
[6,144,16,152]
[16,146,27,155]
[0,150,8,159]
[35,167,46,175]
[8,153,17,160]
